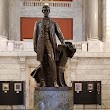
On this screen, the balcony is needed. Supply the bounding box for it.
[21,0,72,8]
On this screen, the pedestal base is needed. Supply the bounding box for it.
[104,37,110,52]
[34,87,73,110]
[88,39,103,52]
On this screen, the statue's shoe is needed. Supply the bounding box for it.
[54,81,59,88]
[41,81,46,87]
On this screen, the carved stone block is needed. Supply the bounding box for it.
[34,87,73,110]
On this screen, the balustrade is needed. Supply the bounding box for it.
[21,0,72,8]
[14,41,24,51]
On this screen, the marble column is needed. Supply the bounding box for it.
[86,0,98,40]
[106,0,110,41]
[0,0,9,39]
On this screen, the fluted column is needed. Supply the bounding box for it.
[0,0,9,38]
[86,0,98,40]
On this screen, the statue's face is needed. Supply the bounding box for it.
[42,5,50,17]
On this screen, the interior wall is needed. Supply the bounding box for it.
[20,17,73,40]
[9,0,83,41]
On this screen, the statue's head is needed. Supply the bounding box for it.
[42,3,50,17]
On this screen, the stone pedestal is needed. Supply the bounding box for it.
[7,40,14,51]
[104,37,110,52]
[34,87,73,110]
[0,36,7,51]
[82,41,87,52]
[23,39,33,51]
[88,39,103,52]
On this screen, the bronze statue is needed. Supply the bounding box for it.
[32,3,76,87]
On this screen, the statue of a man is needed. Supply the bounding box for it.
[33,3,65,87]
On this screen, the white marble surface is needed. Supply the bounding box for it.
[104,37,110,52]
[23,39,33,51]
[71,57,110,110]
[81,41,87,52]
[0,36,8,51]
[88,39,103,52]
[2,39,110,58]
[7,40,14,51]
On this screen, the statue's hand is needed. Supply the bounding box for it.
[61,41,65,46]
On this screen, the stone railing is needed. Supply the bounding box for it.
[14,41,24,51]
[0,39,33,52]
[0,39,86,52]
[0,38,85,53]
[21,0,72,8]
[0,39,108,53]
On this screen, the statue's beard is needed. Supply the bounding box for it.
[44,13,49,18]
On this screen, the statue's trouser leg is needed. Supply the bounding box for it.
[40,62,46,87]
[45,40,57,84]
